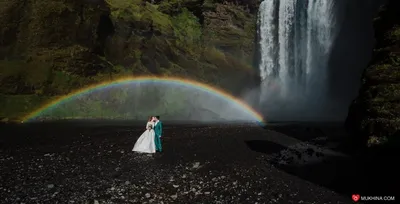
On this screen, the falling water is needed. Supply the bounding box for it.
[258,0,340,121]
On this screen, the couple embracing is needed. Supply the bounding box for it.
[132,116,163,153]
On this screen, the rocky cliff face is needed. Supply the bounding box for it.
[0,0,260,119]
[0,0,259,94]
[346,0,400,147]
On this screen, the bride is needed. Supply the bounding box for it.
[132,116,156,153]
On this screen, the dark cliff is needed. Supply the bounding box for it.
[346,0,400,147]
[0,0,260,119]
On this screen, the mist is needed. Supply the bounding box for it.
[253,0,383,122]
[28,82,260,123]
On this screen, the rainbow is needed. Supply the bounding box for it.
[22,76,264,123]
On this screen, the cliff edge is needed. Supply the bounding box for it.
[346,0,400,147]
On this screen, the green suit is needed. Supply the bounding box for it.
[154,121,162,151]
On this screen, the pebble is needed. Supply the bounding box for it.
[0,124,353,204]
[192,162,200,169]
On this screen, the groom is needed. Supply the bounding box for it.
[153,116,163,152]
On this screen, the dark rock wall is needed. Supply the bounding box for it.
[0,0,260,97]
[346,0,400,147]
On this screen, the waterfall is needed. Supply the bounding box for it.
[258,0,340,121]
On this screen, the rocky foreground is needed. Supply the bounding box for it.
[0,122,397,203]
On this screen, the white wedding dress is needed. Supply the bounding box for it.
[132,122,156,153]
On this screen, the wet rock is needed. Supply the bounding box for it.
[170,194,177,200]
[192,162,200,169]
[0,124,354,204]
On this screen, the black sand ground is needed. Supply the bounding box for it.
[0,121,398,204]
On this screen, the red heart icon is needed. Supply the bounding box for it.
[352,194,360,202]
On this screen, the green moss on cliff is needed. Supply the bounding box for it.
[0,60,51,94]
[388,26,400,41]
[346,0,400,147]
[0,94,54,119]
[0,0,259,121]
[172,8,202,45]
[107,0,174,34]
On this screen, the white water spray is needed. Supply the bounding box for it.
[258,0,340,121]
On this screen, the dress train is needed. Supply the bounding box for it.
[132,122,156,153]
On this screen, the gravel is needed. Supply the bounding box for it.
[0,122,354,203]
